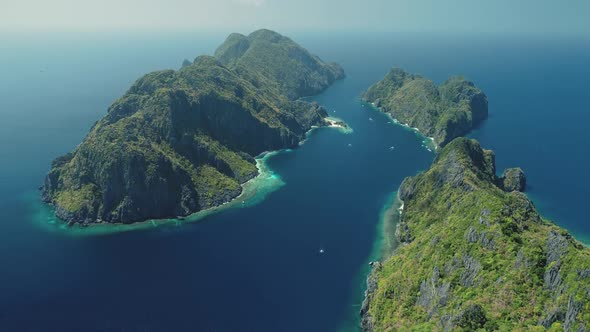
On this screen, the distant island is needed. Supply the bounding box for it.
[361,138,590,331]
[362,68,488,147]
[41,29,345,226]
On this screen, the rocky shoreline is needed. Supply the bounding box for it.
[367,102,438,151]
[42,172,255,228]
[360,261,381,332]
[360,191,410,332]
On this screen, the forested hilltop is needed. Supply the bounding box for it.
[214,29,345,99]
[361,138,590,331]
[363,68,488,146]
[42,29,344,225]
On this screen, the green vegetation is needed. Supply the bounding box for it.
[362,68,488,146]
[42,30,343,225]
[55,183,100,213]
[214,29,345,99]
[362,138,590,331]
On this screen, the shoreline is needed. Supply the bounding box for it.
[526,195,590,248]
[377,191,404,260]
[365,101,438,152]
[367,190,405,264]
[324,116,354,134]
[32,150,286,236]
[340,190,404,332]
[33,119,351,236]
[355,190,404,332]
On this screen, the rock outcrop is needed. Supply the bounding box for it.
[501,167,527,192]
[360,262,381,332]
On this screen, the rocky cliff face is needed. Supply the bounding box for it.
[501,167,527,192]
[42,31,343,225]
[362,68,488,146]
[362,138,590,331]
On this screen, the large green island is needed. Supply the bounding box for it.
[362,68,488,147]
[41,29,344,225]
[361,138,590,331]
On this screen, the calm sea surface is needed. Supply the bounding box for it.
[0,31,588,331]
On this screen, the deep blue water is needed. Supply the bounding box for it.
[0,32,588,331]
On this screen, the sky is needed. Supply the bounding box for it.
[1,0,589,37]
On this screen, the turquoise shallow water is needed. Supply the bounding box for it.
[0,32,588,331]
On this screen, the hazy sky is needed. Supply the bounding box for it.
[2,0,589,36]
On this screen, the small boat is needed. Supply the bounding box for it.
[319,248,325,254]
[347,143,352,147]
[369,117,373,121]
[389,146,395,150]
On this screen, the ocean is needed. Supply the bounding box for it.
[0,31,588,331]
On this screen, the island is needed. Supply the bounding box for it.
[41,29,345,225]
[324,116,353,133]
[362,68,488,147]
[361,138,590,331]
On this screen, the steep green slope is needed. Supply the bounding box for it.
[362,138,590,331]
[42,30,343,225]
[362,68,488,146]
[214,29,345,99]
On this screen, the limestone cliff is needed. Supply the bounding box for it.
[362,138,590,331]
